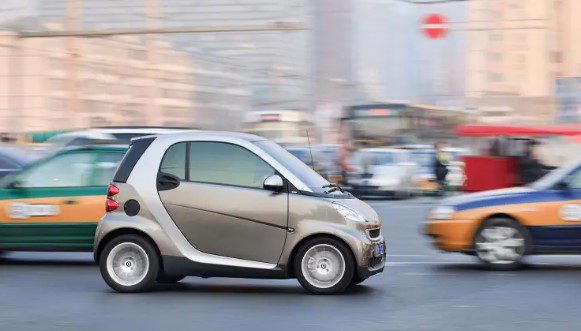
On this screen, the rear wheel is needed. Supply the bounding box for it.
[294,237,355,295]
[474,218,529,270]
[99,234,159,293]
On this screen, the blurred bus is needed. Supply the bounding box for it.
[340,102,465,149]
[243,110,314,146]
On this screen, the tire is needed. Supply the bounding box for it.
[157,274,186,284]
[350,276,366,286]
[294,237,355,295]
[99,234,160,293]
[473,218,530,271]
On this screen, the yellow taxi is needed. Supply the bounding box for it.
[425,159,581,269]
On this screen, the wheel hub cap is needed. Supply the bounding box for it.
[476,226,525,264]
[301,244,346,289]
[106,242,150,287]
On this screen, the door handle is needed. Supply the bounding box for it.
[62,198,78,205]
[157,174,181,191]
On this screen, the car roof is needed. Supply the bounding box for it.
[143,130,266,143]
[59,144,128,153]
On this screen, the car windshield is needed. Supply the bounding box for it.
[529,160,581,190]
[255,140,349,197]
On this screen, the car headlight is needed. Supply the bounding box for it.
[332,203,366,223]
[429,206,456,220]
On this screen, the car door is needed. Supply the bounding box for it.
[0,150,106,251]
[530,167,581,251]
[157,141,288,264]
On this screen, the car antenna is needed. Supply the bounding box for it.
[306,129,315,170]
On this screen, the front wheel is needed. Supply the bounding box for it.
[99,235,160,293]
[474,218,529,270]
[294,237,355,295]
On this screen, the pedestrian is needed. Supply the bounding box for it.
[434,142,450,196]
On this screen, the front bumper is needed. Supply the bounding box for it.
[357,240,386,279]
[423,219,478,252]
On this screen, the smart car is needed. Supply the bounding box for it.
[95,132,385,294]
[0,146,126,254]
[425,158,581,269]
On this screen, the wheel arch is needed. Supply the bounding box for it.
[94,227,162,266]
[286,233,356,278]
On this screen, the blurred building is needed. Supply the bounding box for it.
[466,0,581,125]
[0,18,252,134]
[35,0,310,113]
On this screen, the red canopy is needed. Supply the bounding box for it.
[456,125,581,137]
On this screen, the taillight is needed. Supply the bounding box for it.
[106,184,119,212]
[107,184,119,197]
[106,198,119,212]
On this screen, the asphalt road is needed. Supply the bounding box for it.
[2,197,581,330]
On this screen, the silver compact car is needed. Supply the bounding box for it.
[95,132,385,294]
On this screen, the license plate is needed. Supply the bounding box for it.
[375,242,385,256]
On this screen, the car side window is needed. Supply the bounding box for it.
[189,142,275,189]
[18,152,94,188]
[159,143,186,180]
[92,152,125,186]
[568,168,581,189]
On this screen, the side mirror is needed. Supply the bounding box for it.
[263,175,284,192]
[6,179,22,189]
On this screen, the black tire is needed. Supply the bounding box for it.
[99,234,160,293]
[473,217,530,271]
[157,274,186,284]
[350,276,366,286]
[294,237,355,295]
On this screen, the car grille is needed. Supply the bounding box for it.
[367,228,381,239]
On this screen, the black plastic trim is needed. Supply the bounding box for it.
[162,255,289,279]
[113,137,156,183]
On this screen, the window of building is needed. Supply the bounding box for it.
[488,72,504,82]
[487,52,503,62]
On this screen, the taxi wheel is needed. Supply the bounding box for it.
[294,237,355,295]
[99,234,160,293]
[474,218,530,271]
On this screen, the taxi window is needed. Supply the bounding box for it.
[18,152,94,188]
[569,168,581,189]
[92,152,125,186]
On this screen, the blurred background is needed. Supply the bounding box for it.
[0,0,579,195]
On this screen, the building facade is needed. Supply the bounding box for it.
[466,0,580,124]
[0,16,254,133]
[36,0,310,112]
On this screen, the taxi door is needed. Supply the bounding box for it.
[530,167,581,251]
[0,150,104,251]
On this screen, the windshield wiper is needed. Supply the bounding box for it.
[322,183,343,193]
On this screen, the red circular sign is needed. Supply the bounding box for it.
[421,14,448,39]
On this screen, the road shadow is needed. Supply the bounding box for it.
[0,256,95,267]
[432,262,581,273]
[121,281,378,296]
